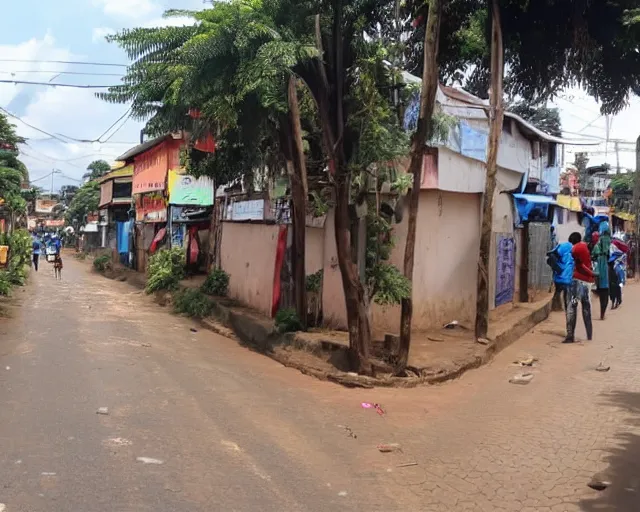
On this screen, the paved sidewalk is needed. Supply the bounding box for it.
[314,283,640,511]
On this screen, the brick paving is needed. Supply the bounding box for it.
[321,283,640,511]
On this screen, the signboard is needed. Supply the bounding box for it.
[133,143,168,194]
[495,234,515,307]
[35,199,58,214]
[135,193,167,223]
[171,205,212,223]
[44,219,65,227]
[99,180,113,207]
[231,199,265,221]
[82,223,99,233]
[168,170,214,206]
[98,209,109,226]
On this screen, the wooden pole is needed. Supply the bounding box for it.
[396,0,442,373]
[475,0,504,339]
[633,135,640,280]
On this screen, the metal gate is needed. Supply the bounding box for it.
[528,222,553,291]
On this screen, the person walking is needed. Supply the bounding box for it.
[565,232,595,343]
[31,236,42,272]
[592,221,611,320]
[547,241,574,311]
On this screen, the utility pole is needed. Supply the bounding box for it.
[615,140,620,174]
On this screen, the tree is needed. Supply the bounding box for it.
[60,185,79,207]
[396,0,442,373]
[65,181,100,226]
[83,160,111,181]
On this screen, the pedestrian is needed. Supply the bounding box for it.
[592,221,611,320]
[565,232,594,343]
[31,236,42,272]
[546,241,574,311]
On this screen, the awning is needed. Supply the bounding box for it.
[613,211,635,222]
[512,193,556,223]
[556,194,582,212]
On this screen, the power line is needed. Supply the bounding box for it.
[0,107,71,144]
[0,79,119,88]
[0,70,124,77]
[96,108,132,142]
[0,58,127,68]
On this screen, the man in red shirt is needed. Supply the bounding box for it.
[565,232,595,343]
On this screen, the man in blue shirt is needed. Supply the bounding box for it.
[32,237,42,272]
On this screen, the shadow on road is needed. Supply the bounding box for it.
[580,390,640,511]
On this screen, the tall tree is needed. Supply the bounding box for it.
[396,0,442,373]
[83,160,111,181]
[65,181,100,226]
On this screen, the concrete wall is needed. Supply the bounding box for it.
[220,222,279,316]
[554,208,584,244]
[305,226,324,275]
[322,191,481,332]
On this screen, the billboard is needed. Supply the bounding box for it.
[168,170,214,206]
[35,199,58,214]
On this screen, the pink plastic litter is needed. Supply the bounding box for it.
[361,402,373,409]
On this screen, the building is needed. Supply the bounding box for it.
[97,163,134,264]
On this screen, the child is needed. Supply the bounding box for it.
[53,253,63,280]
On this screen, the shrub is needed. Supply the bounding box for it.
[0,271,12,296]
[8,230,31,269]
[146,247,185,294]
[274,308,303,333]
[93,254,112,273]
[305,269,323,293]
[7,260,26,286]
[201,268,230,296]
[173,288,213,318]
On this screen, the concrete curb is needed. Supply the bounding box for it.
[93,264,552,388]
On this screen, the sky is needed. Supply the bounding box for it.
[0,0,202,192]
[1,1,639,193]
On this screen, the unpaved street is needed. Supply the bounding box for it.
[1,258,640,511]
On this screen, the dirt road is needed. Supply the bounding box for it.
[0,258,639,511]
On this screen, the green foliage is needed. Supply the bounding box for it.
[146,247,185,294]
[173,288,214,318]
[305,269,323,293]
[274,308,303,333]
[507,102,562,137]
[93,255,112,273]
[83,160,111,181]
[65,181,100,225]
[368,263,411,306]
[610,173,634,195]
[0,271,12,296]
[0,167,27,212]
[201,268,230,296]
[9,229,31,267]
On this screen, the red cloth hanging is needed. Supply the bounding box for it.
[271,225,288,318]
[188,109,202,119]
[149,227,167,254]
[187,225,200,263]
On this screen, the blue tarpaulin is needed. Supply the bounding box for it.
[116,220,131,254]
[512,193,556,223]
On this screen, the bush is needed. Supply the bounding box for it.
[0,271,12,296]
[305,269,323,292]
[146,247,185,294]
[201,268,230,296]
[173,288,213,318]
[8,230,31,269]
[274,308,303,333]
[93,254,111,273]
[7,260,26,286]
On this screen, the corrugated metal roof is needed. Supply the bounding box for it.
[115,134,172,162]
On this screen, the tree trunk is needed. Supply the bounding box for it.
[396,0,442,374]
[287,76,309,329]
[475,0,505,339]
[634,135,640,280]
[519,222,529,303]
[206,182,217,272]
[335,174,372,374]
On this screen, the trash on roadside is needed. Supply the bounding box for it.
[444,320,459,329]
[361,402,385,416]
[141,343,152,348]
[377,443,402,453]
[190,328,198,333]
[5,366,9,370]
[588,479,611,491]
[96,407,109,415]
[337,425,357,439]
[347,372,358,377]
[596,363,611,372]
[514,356,537,367]
[509,373,534,385]
[397,462,418,468]
[476,338,490,345]
[136,457,164,465]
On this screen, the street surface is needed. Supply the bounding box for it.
[0,258,639,511]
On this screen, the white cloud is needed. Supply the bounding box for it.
[92,27,116,44]
[0,33,77,107]
[93,0,159,20]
